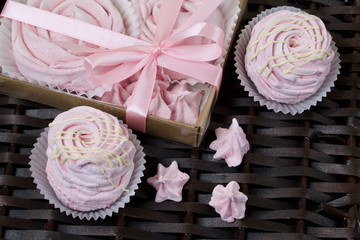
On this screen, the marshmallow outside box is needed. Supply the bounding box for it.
[0,0,247,147]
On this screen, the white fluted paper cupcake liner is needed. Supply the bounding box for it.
[29,122,146,221]
[234,6,341,115]
[216,0,242,66]
[0,0,139,99]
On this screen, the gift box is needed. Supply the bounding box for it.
[0,0,247,147]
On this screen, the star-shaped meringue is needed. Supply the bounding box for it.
[209,181,248,222]
[147,161,190,203]
[209,118,250,167]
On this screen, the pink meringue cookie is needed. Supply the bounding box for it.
[147,161,190,203]
[209,181,248,222]
[100,76,172,120]
[164,82,203,125]
[99,80,132,106]
[209,118,250,167]
[12,0,126,95]
[245,10,334,104]
[99,72,205,125]
[133,0,225,43]
[45,106,136,211]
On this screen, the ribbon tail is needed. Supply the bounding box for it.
[163,43,223,62]
[126,60,157,132]
[84,53,150,86]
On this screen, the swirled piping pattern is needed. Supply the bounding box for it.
[245,10,334,104]
[45,106,136,211]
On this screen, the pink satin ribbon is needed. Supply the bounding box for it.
[1,0,224,132]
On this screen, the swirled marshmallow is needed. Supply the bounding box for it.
[245,10,334,104]
[45,106,135,211]
[12,0,127,95]
[133,0,225,42]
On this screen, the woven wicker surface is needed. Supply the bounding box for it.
[1,0,360,239]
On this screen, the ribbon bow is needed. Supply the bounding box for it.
[1,0,225,132]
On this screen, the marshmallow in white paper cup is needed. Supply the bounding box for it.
[29,108,145,220]
[234,6,341,115]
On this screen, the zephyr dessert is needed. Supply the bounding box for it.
[235,7,340,114]
[10,0,138,98]
[132,0,225,42]
[29,106,145,220]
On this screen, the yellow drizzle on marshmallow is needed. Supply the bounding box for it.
[247,11,333,78]
[244,10,335,104]
[49,114,130,190]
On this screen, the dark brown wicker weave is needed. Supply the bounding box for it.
[1,0,360,239]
